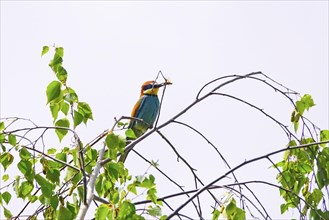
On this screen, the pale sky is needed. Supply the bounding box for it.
[1,1,328,219]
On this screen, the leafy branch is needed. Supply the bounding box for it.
[0,46,328,220]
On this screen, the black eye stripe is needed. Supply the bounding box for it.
[143,84,154,91]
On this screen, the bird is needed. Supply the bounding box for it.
[119,80,171,163]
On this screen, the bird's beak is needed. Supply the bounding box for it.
[154,80,173,88]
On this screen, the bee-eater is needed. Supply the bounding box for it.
[119,80,171,162]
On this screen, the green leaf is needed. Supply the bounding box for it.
[61,102,70,115]
[0,152,14,170]
[290,110,296,122]
[234,207,246,220]
[49,50,63,72]
[296,101,305,116]
[18,181,34,198]
[225,198,236,217]
[128,183,137,195]
[47,148,57,155]
[1,143,5,152]
[8,134,16,146]
[118,201,136,219]
[72,172,83,185]
[58,205,73,220]
[212,209,220,220]
[310,209,329,220]
[69,147,79,166]
[0,122,5,130]
[50,196,59,210]
[110,190,119,204]
[294,120,299,133]
[2,191,11,204]
[4,206,12,218]
[105,133,120,160]
[14,176,20,196]
[50,91,64,106]
[63,87,78,104]
[117,121,128,128]
[50,103,60,121]
[50,58,63,73]
[148,205,161,217]
[46,81,62,103]
[77,185,84,202]
[0,133,5,144]
[298,163,313,174]
[107,162,120,181]
[126,128,137,139]
[35,174,55,198]
[301,94,315,110]
[67,201,77,219]
[2,174,9,182]
[311,188,323,206]
[30,195,38,203]
[55,118,70,142]
[64,167,82,185]
[19,147,31,160]
[138,174,156,189]
[55,154,67,169]
[320,130,329,147]
[296,94,315,116]
[147,188,159,205]
[56,66,68,83]
[78,102,93,123]
[317,168,327,189]
[38,194,46,205]
[274,160,285,168]
[86,147,97,161]
[55,47,64,58]
[288,140,297,147]
[1,192,6,205]
[73,110,84,128]
[95,204,111,220]
[56,152,67,163]
[17,159,34,182]
[43,158,60,170]
[41,46,49,56]
[78,102,93,117]
[95,174,104,196]
[46,167,60,185]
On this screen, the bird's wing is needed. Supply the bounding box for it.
[129,96,147,127]
[131,97,143,118]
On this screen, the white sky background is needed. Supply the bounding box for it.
[1,1,328,219]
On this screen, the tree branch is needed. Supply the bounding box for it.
[76,142,106,219]
[166,140,329,219]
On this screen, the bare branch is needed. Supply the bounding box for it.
[157,130,219,218]
[172,120,245,200]
[166,140,329,219]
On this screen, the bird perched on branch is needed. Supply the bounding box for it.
[119,80,172,162]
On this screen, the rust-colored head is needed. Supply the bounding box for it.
[139,80,172,96]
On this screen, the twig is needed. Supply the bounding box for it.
[11,188,41,220]
[157,130,218,218]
